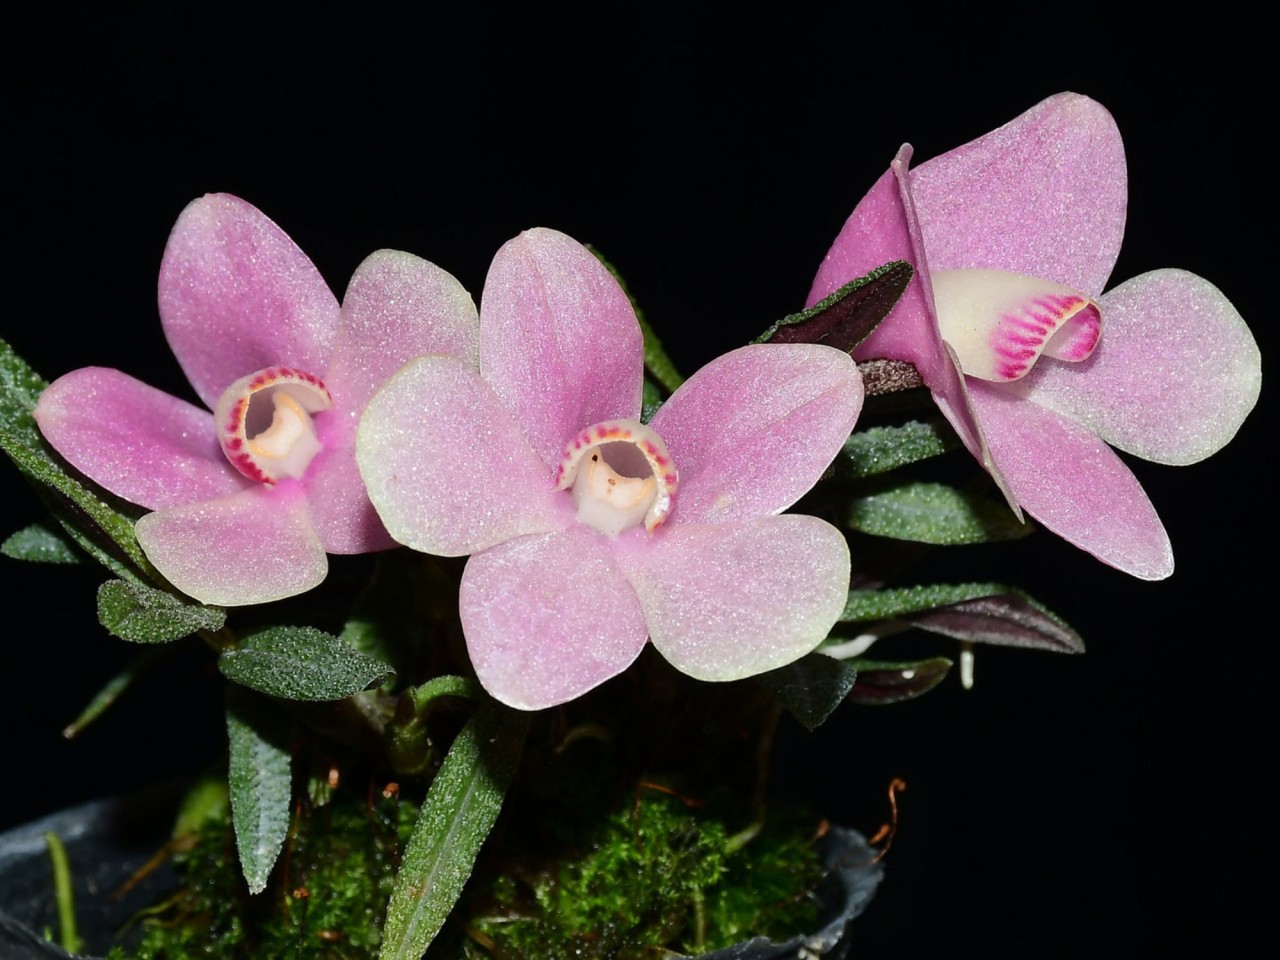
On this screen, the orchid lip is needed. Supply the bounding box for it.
[932,269,1102,382]
[555,419,678,535]
[214,366,332,484]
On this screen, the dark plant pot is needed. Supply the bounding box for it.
[0,790,882,959]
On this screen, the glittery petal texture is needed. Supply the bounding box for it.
[356,355,567,557]
[158,193,342,408]
[459,527,650,710]
[616,515,851,681]
[1021,269,1261,465]
[478,228,643,470]
[134,482,329,605]
[649,343,863,525]
[33,366,247,510]
[910,92,1127,295]
[968,382,1173,580]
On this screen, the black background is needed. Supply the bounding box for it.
[2,14,1268,957]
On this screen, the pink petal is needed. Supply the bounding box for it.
[648,344,862,525]
[134,481,328,605]
[968,382,1173,580]
[301,441,396,554]
[158,194,341,408]
[34,367,248,509]
[1019,269,1261,465]
[808,149,1011,508]
[325,249,479,418]
[910,92,1127,296]
[459,527,649,710]
[615,516,850,681]
[479,228,643,470]
[356,355,568,557]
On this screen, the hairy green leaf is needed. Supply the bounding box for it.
[847,482,1031,544]
[380,700,529,959]
[754,260,912,351]
[97,578,226,643]
[842,582,1015,622]
[226,688,293,895]
[757,654,858,731]
[840,418,958,478]
[219,626,395,701]
[1,523,80,563]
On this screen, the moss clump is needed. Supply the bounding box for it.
[460,791,824,959]
[107,788,415,959]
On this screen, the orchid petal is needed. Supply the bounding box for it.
[910,92,1127,295]
[932,269,1100,382]
[302,444,396,554]
[1020,269,1261,465]
[158,194,341,408]
[649,344,862,525]
[459,527,649,710]
[326,249,479,418]
[356,355,567,557]
[135,482,328,605]
[968,382,1173,580]
[33,367,247,510]
[808,149,1014,511]
[479,228,643,470]
[616,516,850,681]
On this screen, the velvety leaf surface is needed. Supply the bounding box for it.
[97,579,226,644]
[842,582,1017,621]
[846,481,1031,544]
[908,593,1084,653]
[757,654,858,731]
[219,626,395,701]
[756,261,912,352]
[225,687,293,895]
[380,701,529,960]
[1,523,79,564]
[839,418,958,478]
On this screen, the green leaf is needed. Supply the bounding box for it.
[839,418,958,479]
[62,646,165,738]
[226,687,293,895]
[380,700,529,960]
[641,378,664,423]
[219,626,396,701]
[754,260,912,351]
[1,522,80,563]
[0,338,150,579]
[842,582,1016,622]
[848,657,952,705]
[846,481,1031,544]
[97,578,226,644]
[757,654,858,731]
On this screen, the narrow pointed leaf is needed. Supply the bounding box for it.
[839,418,958,478]
[908,593,1084,653]
[226,687,293,895]
[755,260,912,351]
[848,657,952,705]
[380,700,529,960]
[219,626,395,701]
[97,578,226,643]
[757,653,858,731]
[847,481,1031,544]
[2,523,80,563]
[63,646,165,738]
[842,582,1016,621]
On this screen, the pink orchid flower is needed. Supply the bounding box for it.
[34,194,479,605]
[808,93,1260,580]
[357,227,862,710]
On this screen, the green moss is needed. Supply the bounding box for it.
[106,789,416,960]
[460,792,823,959]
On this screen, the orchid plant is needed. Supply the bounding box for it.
[0,92,1259,959]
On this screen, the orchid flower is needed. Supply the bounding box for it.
[34,194,478,605]
[357,227,862,710]
[808,93,1260,580]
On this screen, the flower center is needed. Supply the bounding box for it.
[214,366,332,484]
[932,269,1102,382]
[555,420,678,536]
